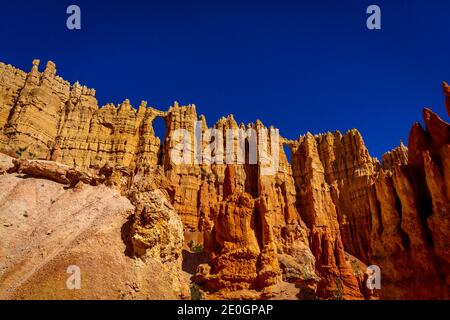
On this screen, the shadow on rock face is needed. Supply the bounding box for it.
[296,284,316,300]
[182,249,210,275]
[121,213,135,258]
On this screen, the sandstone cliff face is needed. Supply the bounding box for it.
[0,60,164,169]
[290,132,369,299]
[0,60,449,300]
[444,81,450,116]
[366,108,449,299]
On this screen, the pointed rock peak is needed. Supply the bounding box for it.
[422,107,449,149]
[215,116,227,126]
[410,121,425,134]
[118,99,133,113]
[225,114,238,127]
[333,130,342,136]
[344,128,364,145]
[199,114,207,127]
[173,101,179,108]
[422,108,448,131]
[137,101,147,114]
[444,81,450,116]
[423,107,433,122]
[122,99,131,107]
[408,122,428,168]
[346,128,361,137]
[254,119,265,129]
[44,61,56,76]
[31,59,40,71]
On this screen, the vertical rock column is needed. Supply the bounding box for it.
[291,133,364,299]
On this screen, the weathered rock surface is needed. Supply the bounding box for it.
[193,166,287,299]
[0,152,13,174]
[126,187,188,297]
[0,60,449,300]
[0,167,188,299]
[290,133,368,300]
[369,108,449,299]
[444,81,450,116]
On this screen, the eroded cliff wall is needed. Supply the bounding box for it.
[0,60,448,299]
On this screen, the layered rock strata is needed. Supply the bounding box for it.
[0,60,449,299]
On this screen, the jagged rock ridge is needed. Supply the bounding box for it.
[0,60,448,299]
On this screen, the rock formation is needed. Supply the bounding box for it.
[0,60,449,300]
[367,108,449,299]
[444,81,450,116]
[0,155,188,299]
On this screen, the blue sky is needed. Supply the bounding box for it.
[1,0,449,159]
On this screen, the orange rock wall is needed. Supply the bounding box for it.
[1,60,449,299]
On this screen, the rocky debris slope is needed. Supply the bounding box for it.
[0,154,188,299]
[0,60,449,299]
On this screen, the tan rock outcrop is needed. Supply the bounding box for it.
[126,187,188,297]
[0,171,187,299]
[0,152,14,174]
[9,158,100,187]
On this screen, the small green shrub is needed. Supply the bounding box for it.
[188,240,204,253]
[333,278,344,300]
[190,284,202,300]
[15,146,28,158]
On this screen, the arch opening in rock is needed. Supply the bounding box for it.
[283,144,292,164]
[152,116,166,165]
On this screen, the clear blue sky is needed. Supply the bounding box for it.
[1,0,449,159]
